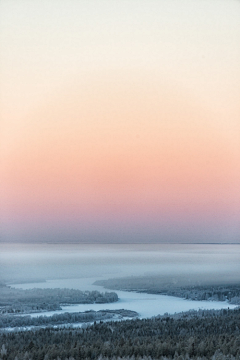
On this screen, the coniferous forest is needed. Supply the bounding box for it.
[1,307,240,360]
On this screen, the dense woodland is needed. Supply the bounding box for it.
[1,307,240,360]
[0,284,118,314]
[94,277,240,304]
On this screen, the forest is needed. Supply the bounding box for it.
[94,277,240,304]
[0,283,118,314]
[0,307,240,360]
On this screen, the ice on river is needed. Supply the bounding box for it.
[12,277,236,319]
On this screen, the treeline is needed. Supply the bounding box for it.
[94,277,240,304]
[0,309,138,329]
[0,285,118,314]
[1,307,240,360]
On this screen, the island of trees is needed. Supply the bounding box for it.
[0,309,138,329]
[0,283,118,314]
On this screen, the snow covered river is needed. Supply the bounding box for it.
[11,277,236,319]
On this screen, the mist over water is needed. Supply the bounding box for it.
[1,243,239,286]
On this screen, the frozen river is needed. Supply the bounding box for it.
[3,243,239,322]
[12,277,236,319]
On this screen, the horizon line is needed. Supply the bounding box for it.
[0,241,239,245]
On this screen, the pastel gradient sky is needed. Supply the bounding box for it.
[1,0,240,243]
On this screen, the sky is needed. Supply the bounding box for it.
[1,0,240,244]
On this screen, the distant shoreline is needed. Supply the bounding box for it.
[1,241,240,245]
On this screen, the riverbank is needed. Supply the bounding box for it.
[94,276,240,304]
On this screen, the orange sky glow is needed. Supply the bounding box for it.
[1,1,240,243]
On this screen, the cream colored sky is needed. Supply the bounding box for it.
[1,0,240,121]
